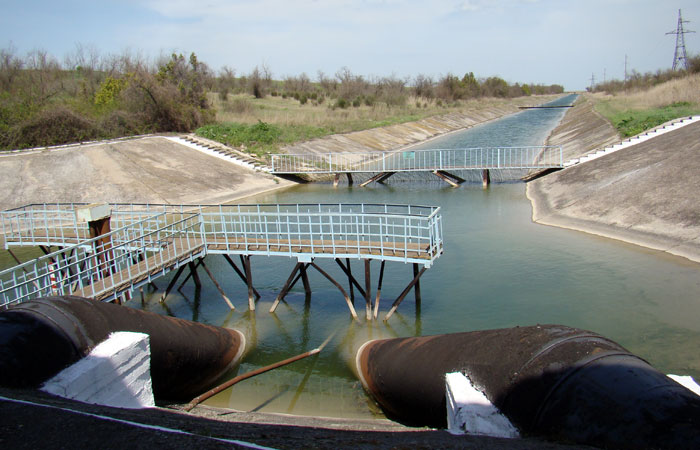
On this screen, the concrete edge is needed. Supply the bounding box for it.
[526,183,700,264]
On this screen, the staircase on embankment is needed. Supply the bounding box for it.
[562,116,700,168]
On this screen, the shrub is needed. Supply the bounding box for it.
[11,106,98,148]
[335,98,348,109]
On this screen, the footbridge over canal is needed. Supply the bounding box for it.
[1,202,443,321]
[271,146,563,186]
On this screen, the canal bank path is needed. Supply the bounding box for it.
[528,95,700,264]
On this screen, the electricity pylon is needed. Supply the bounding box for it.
[666,9,695,71]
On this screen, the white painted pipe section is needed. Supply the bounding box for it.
[41,332,155,409]
[445,372,519,438]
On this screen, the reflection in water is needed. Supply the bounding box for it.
[3,94,699,420]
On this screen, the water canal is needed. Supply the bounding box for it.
[4,93,700,420]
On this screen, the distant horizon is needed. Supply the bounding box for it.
[2,1,699,92]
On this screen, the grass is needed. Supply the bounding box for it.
[198,92,556,156]
[592,74,700,137]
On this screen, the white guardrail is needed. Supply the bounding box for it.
[270,146,563,174]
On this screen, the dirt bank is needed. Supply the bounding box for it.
[528,96,700,263]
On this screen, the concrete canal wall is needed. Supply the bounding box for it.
[528,95,700,263]
[280,97,557,155]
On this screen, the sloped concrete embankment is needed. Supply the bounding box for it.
[528,98,700,263]
[544,95,621,162]
[282,97,556,156]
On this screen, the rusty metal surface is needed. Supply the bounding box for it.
[0,296,246,400]
[357,325,700,449]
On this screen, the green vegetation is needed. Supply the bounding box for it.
[1,45,564,151]
[590,54,700,136]
[196,121,329,156]
[596,101,700,137]
[0,47,213,150]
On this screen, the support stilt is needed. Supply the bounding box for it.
[413,263,422,306]
[299,263,312,297]
[360,171,396,187]
[336,259,366,301]
[310,262,358,319]
[373,260,386,319]
[482,169,491,187]
[240,255,255,310]
[199,258,235,310]
[178,259,203,290]
[432,170,461,187]
[347,173,353,186]
[223,254,260,299]
[384,266,427,321]
[364,259,372,320]
[346,258,354,303]
[270,263,303,313]
[188,261,202,289]
[161,265,187,303]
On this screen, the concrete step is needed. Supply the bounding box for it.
[563,115,697,169]
[167,136,272,173]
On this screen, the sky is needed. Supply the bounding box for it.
[2,0,699,91]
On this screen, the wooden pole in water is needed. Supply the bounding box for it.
[199,258,235,310]
[269,262,303,313]
[241,255,255,311]
[482,169,491,188]
[183,332,337,412]
[413,263,422,306]
[160,264,187,303]
[364,259,372,320]
[299,263,312,297]
[373,260,386,319]
[310,262,358,319]
[223,254,260,299]
[384,266,427,321]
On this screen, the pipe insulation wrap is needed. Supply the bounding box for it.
[356,324,700,449]
[0,296,246,400]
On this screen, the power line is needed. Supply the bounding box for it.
[666,9,695,71]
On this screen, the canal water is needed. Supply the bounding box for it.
[4,93,700,419]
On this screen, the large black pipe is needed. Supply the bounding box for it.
[0,296,246,400]
[356,325,700,449]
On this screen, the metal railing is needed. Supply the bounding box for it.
[1,202,444,307]
[200,203,443,265]
[1,212,205,308]
[270,146,563,174]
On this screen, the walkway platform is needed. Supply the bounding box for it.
[1,203,443,320]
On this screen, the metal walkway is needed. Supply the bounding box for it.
[1,203,443,320]
[270,146,563,186]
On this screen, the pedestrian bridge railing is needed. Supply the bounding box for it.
[0,211,205,307]
[1,202,443,308]
[270,146,563,174]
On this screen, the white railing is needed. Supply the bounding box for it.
[270,146,563,174]
[200,203,443,265]
[0,212,205,308]
[1,203,444,307]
